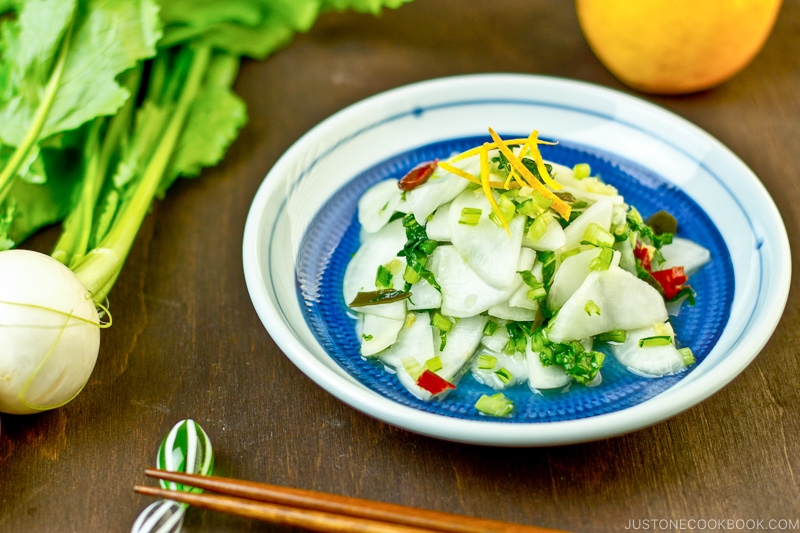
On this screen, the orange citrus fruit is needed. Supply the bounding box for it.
[575,0,783,94]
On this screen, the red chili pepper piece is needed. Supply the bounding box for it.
[650,266,688,300]
[398,159,438,191]
[633,243,652,271]
[416,369,456,395]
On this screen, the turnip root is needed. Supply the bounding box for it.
[0,249,100,414]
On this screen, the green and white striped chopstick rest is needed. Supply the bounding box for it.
[131,419,214,533]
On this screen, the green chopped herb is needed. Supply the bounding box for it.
[425,356,443,372]
[397,213,439,290]
[589,247,614,271]
[494,367,513,385]
[596,329,627,343]
[401,357,424,380]
[375,264,393,289]
[431,312,454,332]
[489,194,516,228]
[482,320,498,336]
[458,207,482,226]
[581,222,615,248]
[638,335,672,348]
[477,354,498,370]
[361,333,373,341]
[584,300,601,316]
[573,163,591,179]
[679,347,695,366]
[475,393,514,418]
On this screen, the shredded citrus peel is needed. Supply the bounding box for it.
[479,143,511,235]
[435,160,520,189]
[486,128,571,220]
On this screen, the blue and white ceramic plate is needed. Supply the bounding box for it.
[242,74,790,446]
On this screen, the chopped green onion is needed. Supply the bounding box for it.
[431,312,454,332]
[361,333,373,341]
[581,222,615,248]
[401,357,424,380]
[475,393,514,418]
[638,335,673,348]
[518,270,546,301]
[596,329,627,343]
[403,264,421,284]
[679,347,695,366]
[494,367,513,385]
[526,285,547,301]
[559,247,582,261]
[375,264,393,289]
[489,195,516,228]
[482,320,498,336]
[573,163,591,179]
[589,247,614,271]
[584,299,601,316]
[425,356,443,372]
[526,212,552,242]
[458,207,482,226]
[477,354,498,370]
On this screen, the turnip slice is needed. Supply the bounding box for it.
[360,313,405,357]
[471,349,528,390]
[406,169,469,225]
[358,179,402,234]
[425,202,451,242]
[611,323,688,377]
[375,312,436,400]
[488,300,538,322]
[435,314,488,382]
[448,190,525,289]
[660,237,711,277]
[0,250,100,414]
[547,247,620,310]
[343,219,406,306]
[526,338,571,391]
[562,197,614,251]
[379,312,435,369]
[522,216,566,251]
[547,266,668,343]
[407,277,442,311]
[432,245,525,317]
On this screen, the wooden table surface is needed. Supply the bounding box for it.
[2,2,799,532]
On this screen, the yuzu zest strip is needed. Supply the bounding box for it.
[479,143,510,236]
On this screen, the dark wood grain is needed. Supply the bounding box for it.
[1,2,799,532]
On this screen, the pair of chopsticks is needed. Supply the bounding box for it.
[136,468,570,533]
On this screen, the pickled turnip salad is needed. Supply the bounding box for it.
[342,128,710,417]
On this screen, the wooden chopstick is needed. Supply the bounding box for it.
[136,468,570,533]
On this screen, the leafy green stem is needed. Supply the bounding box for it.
[0,13,74,204]
[72,44,212,303]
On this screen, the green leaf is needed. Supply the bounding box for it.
[0,0,161,147]
[158,53,247,195]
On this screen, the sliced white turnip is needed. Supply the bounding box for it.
[431,245,525,317]
[378,312,436,400]
[0,250,101,414]
[357,179,402,234]
[360,313,405,357]
[343,219,407,306]
[425,202,451,242]
[407,277,442,311]
[610,322,688,377]
[471,348,528,390]
[522,216,566,251]
[406,167,470,225]
[435,314,488,382]
[547,266,669,343]
[561,197,614,251]
[447,190,525,289]
[659,237,711,277]
[547,247,620,310]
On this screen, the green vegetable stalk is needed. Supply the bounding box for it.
[0,0,414,302]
